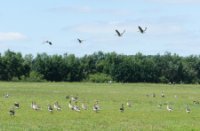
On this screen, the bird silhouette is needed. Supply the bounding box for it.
[77,39,85,44]
[138,26,147,34]
[115,29,126,37]
[43,40,52,45]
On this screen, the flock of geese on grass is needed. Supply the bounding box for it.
[43,26,147,45]
[3,90,196,117]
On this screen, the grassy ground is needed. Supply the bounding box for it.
[0,82,200,130]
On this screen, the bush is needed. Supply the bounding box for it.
[25,71,45,82]
[159,76,169,83]
[88,73,112,83]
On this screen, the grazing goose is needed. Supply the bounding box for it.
[48,105,53,113]
[115,29,126,37]
[54,101,61,111]
[73,104,81,112]
[120,104,124,112]
[167,105,173,112]
[9,107,15,116]
[71,96,78,102]
[93,104,100,113]
[14,102,19,109]
[31,102,40,110]
[93,100,100,113]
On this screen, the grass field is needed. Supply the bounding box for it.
[0,82,200,131]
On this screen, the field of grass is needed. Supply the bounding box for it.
[0,82,200,130]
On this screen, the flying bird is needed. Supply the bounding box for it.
[77,39,85,44]
[43,40,52,45]
[115,29,126,37]
[138,26,147,34]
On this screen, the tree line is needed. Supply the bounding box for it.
[1,50,200,83]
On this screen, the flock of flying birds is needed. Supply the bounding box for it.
[43,26,147,45]
[3,90,195,117]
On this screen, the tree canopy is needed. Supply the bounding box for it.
[1,50,200,83]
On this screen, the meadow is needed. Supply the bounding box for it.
[0,82,200,131]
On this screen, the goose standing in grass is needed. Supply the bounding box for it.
[31,101,40,110]
[167,104,173,112]
[186,105,191,113]
[54,101,61,111]
[120,104,124,112]
[48,105,53,113]
[14,102,19,109]
[9,107,15,116]
[73,104,81,112]
[71,96,78,102]
[93,100,100,113]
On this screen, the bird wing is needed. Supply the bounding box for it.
[115,30,121,36]
[138,26,143,32]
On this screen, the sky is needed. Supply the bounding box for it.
[0,0,200,57]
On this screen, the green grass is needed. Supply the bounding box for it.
[0,82,200,130]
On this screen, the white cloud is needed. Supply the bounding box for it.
[0,32,27,42]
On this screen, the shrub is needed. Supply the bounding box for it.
[88,73,112,83]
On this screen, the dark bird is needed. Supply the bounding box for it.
[120,104,124,112]
[115,29,126,37]
[138,26,147,34]
[44,40,52,45]
[77,39,85,44]
[48,105,53,113]
[9,108,15,116]
[14,102,19,109]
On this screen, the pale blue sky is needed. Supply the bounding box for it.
[0,0,200,56]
